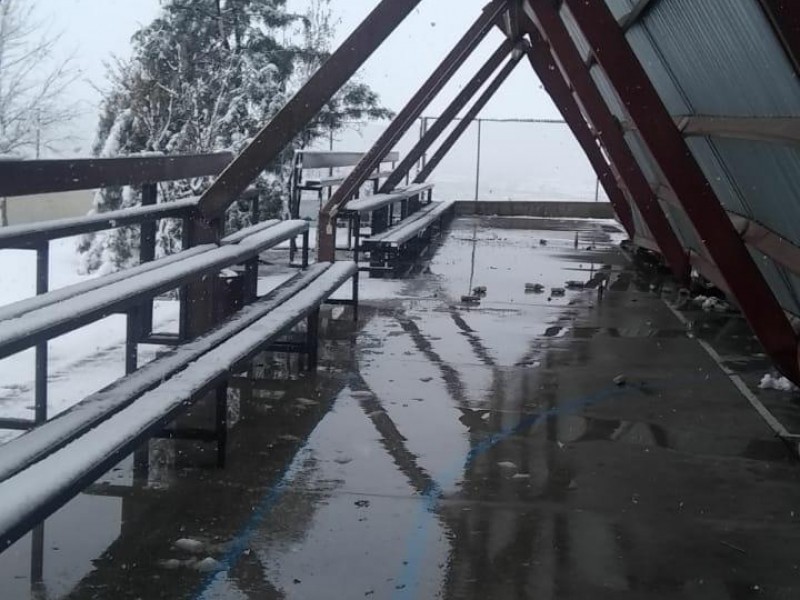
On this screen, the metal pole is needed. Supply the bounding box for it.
[34,243,49,425]
[595,178,600,202]
[474,119,483,202]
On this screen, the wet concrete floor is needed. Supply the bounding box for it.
[2,217,800,599]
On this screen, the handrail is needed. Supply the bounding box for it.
[0,198,200,249]
[0,153,233,198]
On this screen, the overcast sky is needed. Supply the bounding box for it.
[36,0,558,154]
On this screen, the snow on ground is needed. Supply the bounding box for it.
[0,238,179,444]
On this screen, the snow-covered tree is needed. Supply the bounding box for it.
[79,0,391,273]
[0,0,78,157]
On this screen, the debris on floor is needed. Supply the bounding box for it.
[759,373,798,392]
[173,538,205,554]
[525,283,545,293]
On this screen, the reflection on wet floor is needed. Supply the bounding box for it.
[3,216,800,599]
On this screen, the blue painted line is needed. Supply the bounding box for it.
[392,384,623,599]
[192,459,295,598]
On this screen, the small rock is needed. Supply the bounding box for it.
[354,500,371,508]
[173,538,205,554]
[194,557,223,573]
[293,578,302,584]
[473,286,487,296]
[613,375,626,386]
[539,239,548,246]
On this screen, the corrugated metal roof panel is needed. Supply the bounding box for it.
[633,0,800,116]
[712,137,800,248]
[685,137,751,218]
[604,0,634,21]
[590,66,627,123]
[559,4,592,63]
[624,25,690,115]
[749,248,800,316]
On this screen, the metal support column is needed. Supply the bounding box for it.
[319,0,510,261]
[524,3,690,279]
[34,243,49,424]
[561,0,800,379]
[307,309,320,371]
[215,384,228,468]
[139,183,157,336]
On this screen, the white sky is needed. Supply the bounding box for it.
[35,0,558,154]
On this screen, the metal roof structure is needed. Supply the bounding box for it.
[194,0,800,383]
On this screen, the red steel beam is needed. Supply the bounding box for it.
[560,0,800,379]
[318,0,509,260]
[524,2,690,281]
[759,0,800,77]
[380,38,518,193]
[415,54,525,184]
[196,0,426,220]
[522,28,635,237]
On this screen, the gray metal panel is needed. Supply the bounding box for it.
[604,0,635,21]
[624,25,690,115]
[749,248,800,316]
[712,137,800,248]
[684,137,751,217]
[662,201,702,254]
[590,65,628,123]
[559,4,592,63]
[632,0,800,116]
[624,131,660,186]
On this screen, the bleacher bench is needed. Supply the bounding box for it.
[0,220,356,550]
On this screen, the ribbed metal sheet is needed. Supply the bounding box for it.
[684,137,751,218]
[624,25,690,115]
[631,0,800,116]
[590,65,627,123]
[559,4,593,63]
[749,248,800,316]
[712,137,800,248]
[604,0,634,21]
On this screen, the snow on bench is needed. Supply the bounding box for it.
[0,263,336,484]
[0,261,356,549]
[0,220,309,360]
[343,182,434,214]
[362,201,455,247]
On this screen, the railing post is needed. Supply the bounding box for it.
[139,183,157,337]
[34,242,49,425]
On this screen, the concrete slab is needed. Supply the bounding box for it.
[2,217,800,600]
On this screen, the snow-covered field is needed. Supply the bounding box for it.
[0,238,179,443]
